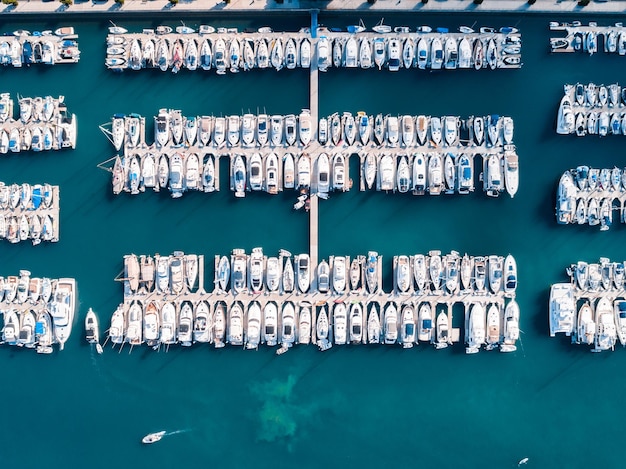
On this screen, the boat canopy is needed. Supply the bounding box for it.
[422,319,432,329]
[35,322,44,335]
[436,27,449,34]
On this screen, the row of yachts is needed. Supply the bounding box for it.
[549,22,626,55]
[0,274,76,353]
[0,94,67,125]
[557,84,626,137]
[549,282,626,352]
[0,212,56,245]
[106,109,515,152]
[556,167,626,230]
[105,24,521,73]
[121,249,517,299]
[361,151,518,198]
[0,27,80,66]
[568,258,626,294]
[107,295,520,353]
[0,182,56,212]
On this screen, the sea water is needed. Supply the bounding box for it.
[0,12,624,468]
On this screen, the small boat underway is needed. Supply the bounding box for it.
[142,431,166,444]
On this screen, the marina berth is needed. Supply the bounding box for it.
[111,249,517,353]
[0,27,79,67]
[550,22,626,55]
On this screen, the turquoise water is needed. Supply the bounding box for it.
[1,12,625,468]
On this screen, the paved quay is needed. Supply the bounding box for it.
[3,0,626,16]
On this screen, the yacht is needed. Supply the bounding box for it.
[485,304,501,351]
[386,116,399,147]
[193,301,211,344]
[2,309,18,345]
[281,302,296,347]
[85,308,100,345]
[503,150,519,198]
[249,247,264,293]
[595,297,616,352]
[458,37,471,68]
[430,116,442,146]
[357,112,371,145]
[49,278,75,350]
[214,38,227,74]
[176,301,193,346]
[297,302,312,344]
[429,250,443,291]
[317,153,330,194]
[318,117,328,146]
[332,153,346,191]
[343,112,356,145]
[154,109,170,148]
[231,250,247,294]
[427,153,443,195]
[299,109,312,146]
[256,39,269,69]
[576,302,595,346]
[400,303,416,348]
[216,255,230,292]
[373,37,385,70]
[387,38,401,71]
[556,93,575,135]
[283,153,295,189]
[316,259,330,293]
[349,258,362,291]
[18,310,36,348]
[241,114,255,147]
[332,256,346,294]
[412,254,427,293]
[184,153,200,191]
[232,154,246,197]
[300,38,311,68]
[296,153,311,189]
[270,38,284,71]
[228,302,244,346]
[484,154,503,197]
[549,283,575,337]
[502,254,518,295]
[143,301,160,347]
[416,37,429,69]
[227,115,240,147]
[416,115,429,146]
[443,154,455,193]
[266,257,280,291]
[248,153,263,191]
[263,302,278,346]
[296,254,310,293]
[317,36,330,72]
[333,302,347,345]
[396,255,411,293]
[401,115,415,147]
[168,153,184,198]
[444,36,458,69]
[430,36,443,69]
[402,38,414,69]
[359,37,372,69]
[396,155,411,193]
[316,305,330,348]
[367,303,381,344]
[142,153,157,190]
[614,300,626,346]
[257,114,269,147]
[35,310,54,354]
[488,255,503,293]
[284,114,297,146]
[213,302,226,348]
[383,302,398,345]
[199,38,212,70]
[456,153,473,195]
[362,152,377,190]
[283,38,297,70]
[270,115,284,147]
[246,302,261,350]
[213,117,226,147]
[466,303,486,354]
[365,251,379,293]
[228,38,241,73]
[379,153,395,191]
[500,300,520,352]
[108,305,125,346]
[344,36,358,68]
[444,252,460,294]
[435,311,449,349]
[556,171,576,224]
[412,153,427,194]
[418,303,433,343]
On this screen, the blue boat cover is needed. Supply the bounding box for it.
[620,302,626,312]
[31,187,42,209]
[436,27,449,33]
[35,322,44,335]
[423,319,432,329]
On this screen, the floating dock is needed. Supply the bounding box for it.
[0,27,80,66]
[549,21,626,55]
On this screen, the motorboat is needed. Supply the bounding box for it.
[283,153,295,189]
[49,278,76,350]
[168,153,184,198]
[332,38,343,68]
[457,153,473,195]
[265,257,280,291]
[427,153,443,195]
[383,303,398,345]
[154,109,170,148]
[444,36,458,69]
[488,255,503,294]
[248,153,263,191]
[416,37,429,69]
[486,38,497,70]
[485,304,501,351]
[256,39,269,69]
[228,38,241,73]
[231,250,247,294]
[429,250,443,291]
[443,153,455,193]
[249,247,264,293]
[157,155,169,190]
[430,36,443,70]
[417,303,433,343]
[430,116,442,146]
[192,301,210,344]
[332,153,346,191]
[396,255,411,292]
[577,302,595,346]
[343,112,356,145]
[17,310,36,348]
[386,115,399,147]
[263,302,278,346]
[379,153,395,191]
[400,304,416,348]
[296,254,310,293]
[460,254,473,292]
[344,36,358,68]
[270,115,284,147]
[296,153,311,189]
[363,152,377,190]
[387,38,401,71]
[141,153,157,190]
[317,36,330,72]
[484,154,503,198]
[265,152,279,194]
[444,252,460,294]
[284,38,297,70]
[556,171,576,224]
[85,307,100,345]
[227,302,244,346]
[466,303,486,354]
[256,114,268,147]
[213,302,226,348]
[556,93,575,135]
[281,302,296,347]
[214,38,227,74]
[396,155,411,193]
[333,302,347,345]
[349,258,361,291]
[458,37,471,68]
[242,40,255,71]
[318,117,328,146]
[549,283,575,337]
[586,30,597,55]
[332,256,346,294]
[232,154,246,197]
[284,114,297,146]
[316,152,330,194]
[2,309,19,345]
[300,38,311,68]
[412,254,427,293]
[199,38,212,70]
[299,109,312,146]
[270,38,284,71]
[282,256,295,293]
[503,254,517,294]
[473,256,487,291]
[595,297,616,352]
[373,113,384,145]
[373,37,385,70]
[435,311,449,349]
[401,115,415,147]
[359,38,372,69]
[216,255,230,292]
[366,304,381,344]
[412,153,427,194]
[246,302,261,350]
[297,302,312,345]
[365,251,379,293]
[402,38,414,69]
[316,305,330,348]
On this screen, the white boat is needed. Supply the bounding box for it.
[318,117,328,146]
[595,297,616,352]
[192,301,210,344]
[365,251,379,293]
[488,255,503,293]
[35,309,54,354]
[256,39,269,69]
[500,300,519,352]
[111,114,125,151]
[458,37,472,68]
[349,259,361,292]
[283,256,295,293]
[228,302,244,346]
[49,278,76,350]
[85,308,100,345]
[284,38,297,70]
[343,112,356,145]
[484,154,503,197]
[231,251,247,294]
[2,309,18,345]
[576,302,595,346]
[486,38,497,69]
[283,153,295,189]
[213,302,226,348]
[317,152,330,194]
[298,109,312,146]
[427,153,443,195]
[248,153,263,191]
[344,36,358,68]
[411,153,427,194]
[387,39,401,71]
[332,38,343,68]
[265,257,280,292]
[400,304,416,348]
[444,36,458,69]
[373,37,385,70]
[402,38,414,69]
[363,152,377,190]
[549,283,575,337]
[416,37,429,69]
[284,114,297,146]
[383,302,398,345]
[216,255,230,292]
[246,302,261,350]
[297,302,311,344]
[466,303,486,354]
[379,153,394,191]
[214,38,227,75]
[430,116,442,146]
[242,40,255,71]
[297,153,311,189]
[142,431,166,445]
[332,153,346,191]
[184,116,198,147]
[485,304,501,351]
[316,305,330,348]
[232,154,246,197]
[556,171,576,224]
[317,36,330,72]
[18,310,36,348]
[332,256,346,293]
[367,304,381,344]
[443,153,455,192]
[429,251,443,291]
[270,38,284,71]
[412,254,427,293]
[296,254,310,293]
[270,115,284,147]
[281,302,296,347]
[168,153,184,198]
[265,152,279,194]
[386,116,399,147]
[333,302,347,345]
[556,93,575,135]
[614,300,626,346]
[401,115,415,147]
[359,38,372,69]
[396,255,411,292]
[444,252,460,293]
[154,109,170,148]
[199,38,212,70]
[228,38,241,73]
[444,116,458,146]
[503,254,517,294]
[249,247,264,293]
[299,38,311,68]
[418,303,433,343]
[357,112,371,145]
[263,302,278,346]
